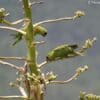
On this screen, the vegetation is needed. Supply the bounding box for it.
[0,0,98,100]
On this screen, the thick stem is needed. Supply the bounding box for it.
[22,0,38,75]
[22,0,41,100]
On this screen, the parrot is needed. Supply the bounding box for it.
[12,25,47,46]
[33,25,47,37]
[46,44,82,62]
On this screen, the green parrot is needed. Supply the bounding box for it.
[33,25,47,36]
[46,44,82,61]
[12,25,47,45]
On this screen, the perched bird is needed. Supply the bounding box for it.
[46,44,82,61]
[12,25,47,46]
[33,25,47,37]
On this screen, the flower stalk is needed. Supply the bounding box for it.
[22,0,38,75]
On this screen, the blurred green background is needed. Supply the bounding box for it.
[0,0,100,100]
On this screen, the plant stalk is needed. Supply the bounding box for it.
[22,0,42,100]
[22,0,38,75]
